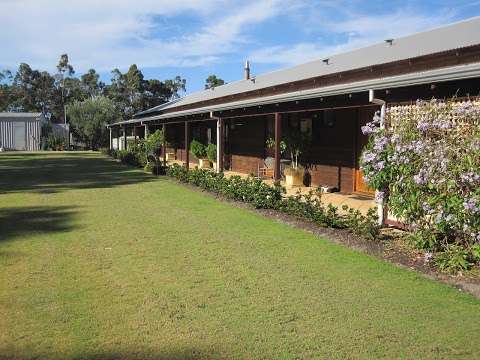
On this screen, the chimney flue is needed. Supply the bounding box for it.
[244,60,250,80]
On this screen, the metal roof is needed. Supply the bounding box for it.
[110,61,480,127]
[0,112,44,121]
[129,62,480,124]
[108,118,145,127]
[108,17,480,127]
[134,98,183,117]
[153,16,480,112]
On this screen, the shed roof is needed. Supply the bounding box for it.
[0,112,44,121]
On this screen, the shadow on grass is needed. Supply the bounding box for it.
[0,347,226,360]
[0,206,78,243]
[0,153,154,194]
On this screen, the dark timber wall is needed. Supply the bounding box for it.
[226,115,268,175]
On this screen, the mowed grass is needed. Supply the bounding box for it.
[0,153,479,360]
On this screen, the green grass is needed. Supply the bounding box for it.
[0,152,479,360]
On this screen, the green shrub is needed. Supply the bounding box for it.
[47,134,66,151]
[206,143,217,163]
[190,140,206,159]
[165,164,380,237]
[471,244,480,263]
[361,99,480,273]
[144,162,166,175]
[434,245,471,273]
[145,130,164,157]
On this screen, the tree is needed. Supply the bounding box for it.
[164,76,186,98]
[67,96,119,150]
[205,74,225,89]
[0,70,13,111]
[106,67,186,119]
[1,56,186,122]
[80,69,103,98]
[56,54,74,77]
[143,77,186,109]
[12,63,38,111]
[55,54,75,124]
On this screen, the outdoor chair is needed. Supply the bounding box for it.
[257,157,275,179]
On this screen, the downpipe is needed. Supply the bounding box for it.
[369,89,386,226]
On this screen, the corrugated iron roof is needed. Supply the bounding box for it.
[148,16,480,113]
[110,61,480,127]
[0,112,44,121]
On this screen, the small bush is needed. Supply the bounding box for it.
[144,162,166,175]
[165,164,380,236]
[47,134,66,151]
[104,152,380,242]
[206,143,217,163]
[145,130,164,157]
[434,245,471,273]
[190,140,206,159]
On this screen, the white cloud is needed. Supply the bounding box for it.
[0,0,287,72]
[249,9,456,66]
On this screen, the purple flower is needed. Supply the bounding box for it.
[362,151,375,163]
[454,101,480,117]
[417,121,430,131]
[422,202,433,214]
[373,136,388,151]
[463,198,480,213]
[460,171,480,184]
[413,169,428,185]
[375,191,385,204]
[374,161,385,171]
[361,125,374,135]
[424,252,433,264]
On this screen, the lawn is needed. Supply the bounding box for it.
[1,152,479,360]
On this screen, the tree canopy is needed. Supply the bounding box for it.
[204,75,225,89]
[0,54,186,148]
[0,54,186,122]
[67,96,119,150]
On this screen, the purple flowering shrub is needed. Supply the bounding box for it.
[361,99,480,272]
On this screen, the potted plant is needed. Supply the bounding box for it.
[206,143,217,170]
[165,138,178,161]
[283,130,310,188]
[190,140,210,168]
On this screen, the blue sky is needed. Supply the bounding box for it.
[1,0,480,94]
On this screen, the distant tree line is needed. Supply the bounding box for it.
[0,54,227,150]
[0,54,187,122]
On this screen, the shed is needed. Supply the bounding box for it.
[0,112,45,151]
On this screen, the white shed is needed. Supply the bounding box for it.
[0,112,45,151]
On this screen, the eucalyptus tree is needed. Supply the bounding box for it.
[204,74,225,89]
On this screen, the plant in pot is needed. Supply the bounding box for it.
[190,139,210,168]
[165,138,179,161]
[265,137,287,157]
[206,143,217,170]
[284,130,310,188]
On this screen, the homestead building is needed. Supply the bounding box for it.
[108,17,480,202]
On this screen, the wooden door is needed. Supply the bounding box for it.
[355,108,375,195]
